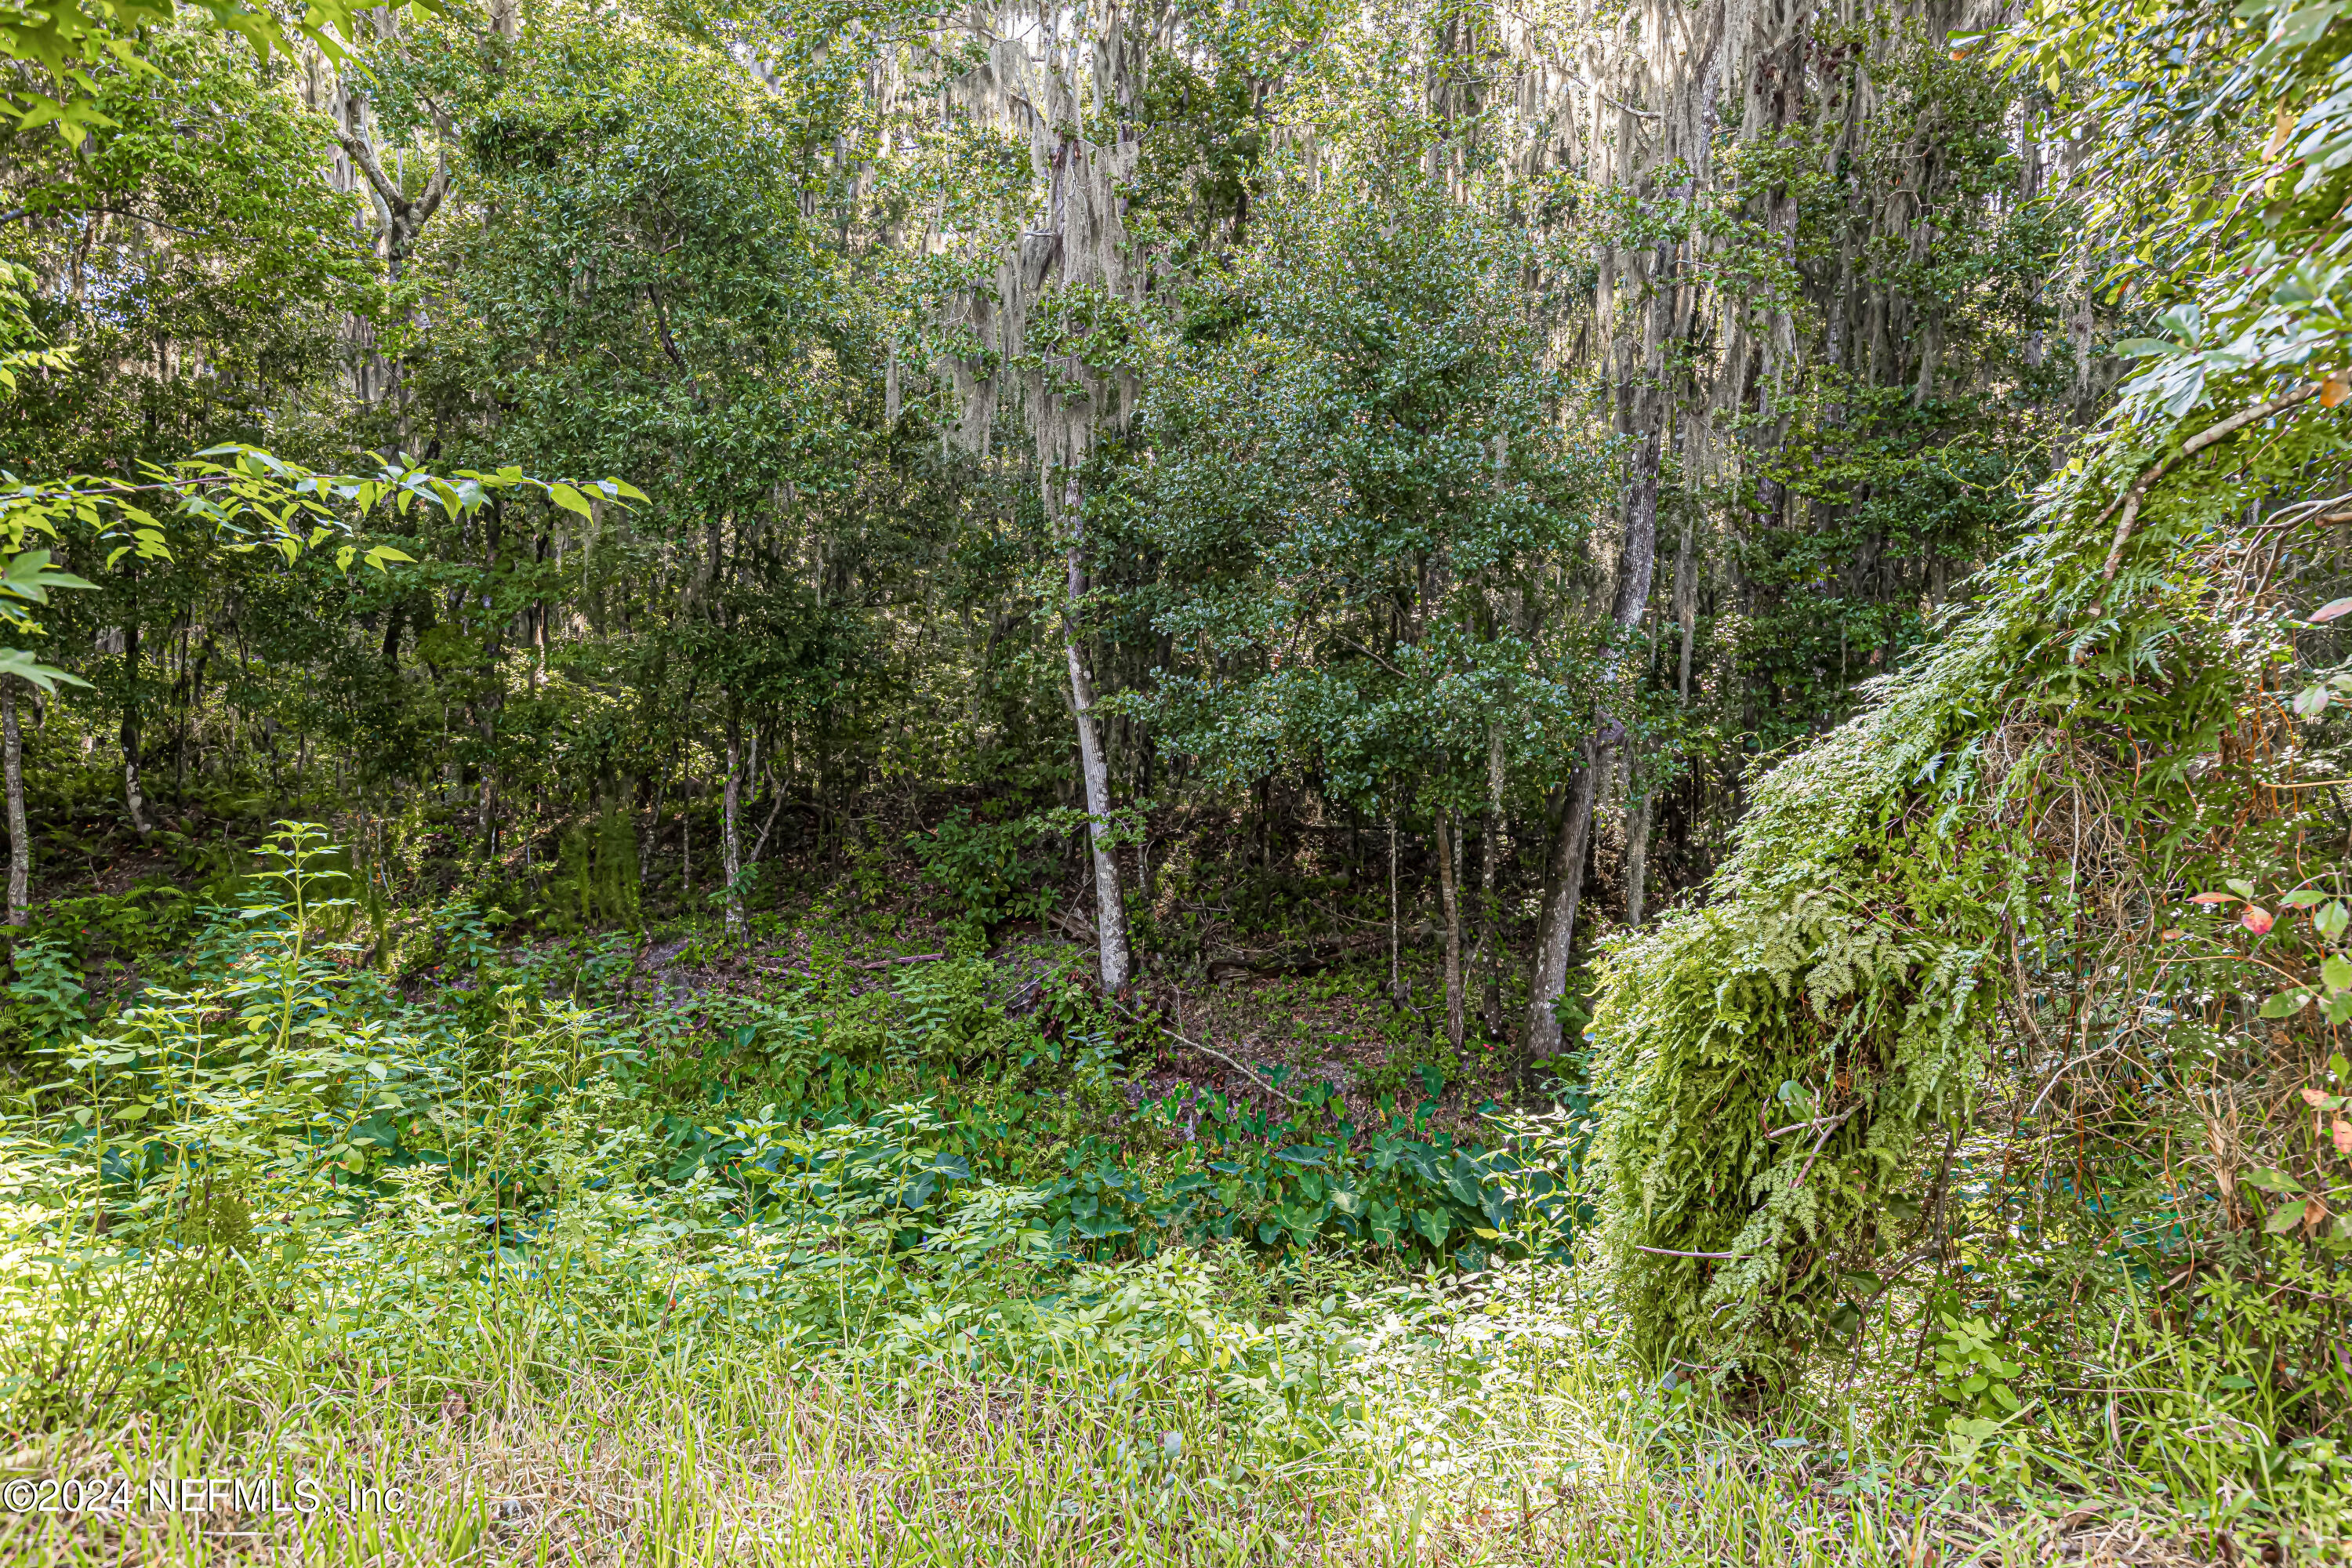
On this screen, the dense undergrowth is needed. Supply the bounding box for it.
[0,826,2339,1563]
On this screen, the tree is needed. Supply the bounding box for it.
[1126,159,1602,1045]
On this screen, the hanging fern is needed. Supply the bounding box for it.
[1587,394,2337,1389]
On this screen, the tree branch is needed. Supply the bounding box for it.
[0,206,210,238]
[2090,383,2321,607]
[334,129,406,216]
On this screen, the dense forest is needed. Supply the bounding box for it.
[0,0,2344,1561]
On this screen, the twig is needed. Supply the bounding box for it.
[0,205,212,238]
[1105,992,1307,1107]
[1763,1111,1849,1139]
[1555,73,1662,118]
[747,760,789,865]
[1633,1245,1742,1258]
[1791,1107,1860,1188]
[1850,1240,1945,1312]
[2026,1038,2129,1119]
[846,953,946,971]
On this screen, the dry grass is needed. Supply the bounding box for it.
[0,1350,2273,1567]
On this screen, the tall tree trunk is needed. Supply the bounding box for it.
[1673,508,1698,701]
[1067,634,1130,989]
[1435,806,1465,1050]
[122,622,151,840]
[4,678,27,925]
[721,701,746,937]
[1624,734,1653,929]
[1477,724,1504,1033]
[1388,809,1400,1000]
[1527,755,1600,1052]
[1059,468,1131,993]
[1526,295,1668,1052]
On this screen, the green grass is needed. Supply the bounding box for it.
[0,1258,2292,1566]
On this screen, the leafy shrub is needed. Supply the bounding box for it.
[2,933,87,1048]
[911,809,1058,935]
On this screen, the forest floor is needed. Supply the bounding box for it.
[0,815,2307,1565]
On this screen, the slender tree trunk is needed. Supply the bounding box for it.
[1477,724,1504,1033]
[1066,635,1130,989]
[1673,509,1697,701]
[1526,408,1664,1054]
[4,678,27,925]
[1060,470,1130,992]
[1435,806,1465,1050]
[122,623,151,840]
[721,701,746,937]
[1526,232,1675,1054]
[1388,811,1400,1000]
[1526,754,1599,1052]
[1624,735,1653,928]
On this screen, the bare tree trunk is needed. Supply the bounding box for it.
[1624,736,1653,928]
[1388,811,1400,1000]
[721,702,746,937]
[1527,755,1599,1052]
[1477,724,1505,1033]
[4,678,27,925]
[122,623,151,840]
[1067,632,1131,989]
[1060,470,1131,992]
[1673,508,1698,701]
[1526,390,1664,1054]
[1435,806,1465,1049]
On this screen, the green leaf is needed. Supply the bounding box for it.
[2265,1203,2306,1234]
[0,646,90,692]
[2259,988,2310,1017]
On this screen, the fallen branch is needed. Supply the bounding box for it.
[1104,993,1308,1107]
[848,953,946,970]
